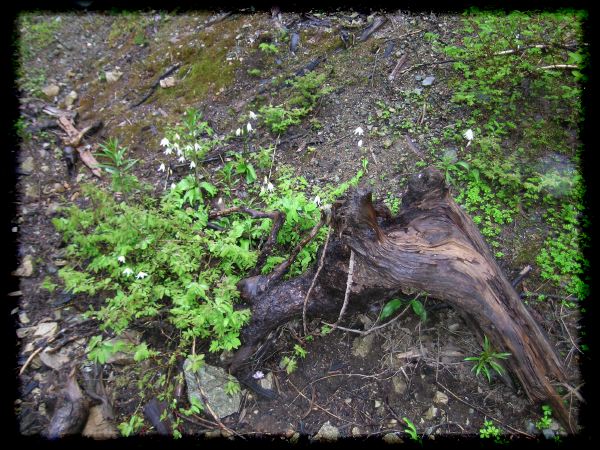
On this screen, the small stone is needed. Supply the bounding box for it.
[34,322,58,339]
[415,74,423,81]
[64,90,78,107]
[259,372,273,390]
[204,430,221,439]
[82,405,119,439]
[24,183,40,198]
[374,400,382,408]
[16,327,33,339]
[352,334,375,358]
[19,311,31,324]
[433,391,448,405]
[159,76,176,88]
[424,405,438,420]
[422,76,435,86]
[53,182,66,193]
[351,426,362,437]
[313,421,339,442]
[542,429,555,440]
[14,255,34,277]
[105,71,123,83]
[42,84,60,98]
[392,376,407,395]
[39,348,70,371]
[448,323,460,332]
[290,432,300,443]
[184,360,243,418]
[21,156,35,174]
[344,398,352,405]
[383,432,403,444]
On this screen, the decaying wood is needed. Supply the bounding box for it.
[229,167,574,431]
[57,117,103,177]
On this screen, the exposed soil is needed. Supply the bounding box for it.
[12,8,586,443]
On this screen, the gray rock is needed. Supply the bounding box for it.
[21,157,35,175]
[542,428,555,440]
[259,372,273,390]
[65,90,78,107]
[424,405,438,420]
[422,76,435,86]
[105,71,123,83]
[183,360,242,418]
[39,348,71,371]
[433,391,448,405]
[392,376,407,395]
[352,333,375,358]
[82,405,118,439]
[15,255,34,277]
[33,321,58,339]
[42,84,60,98]
[313,421,339,442]
[383,432,403,444]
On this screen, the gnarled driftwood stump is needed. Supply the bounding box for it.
[230,167,573,430]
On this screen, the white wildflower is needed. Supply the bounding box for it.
[160,137,170,147]
[171,183,176,190]
[235,128,242,136]
[164,147,172,155]
[158,163,166,172]
[354,126,364,136]
[267,181,274,192]
[357,139,363,147]
[194,142,202,151]
[247,122,253,133]
[190,160,196,169]
[178,156,185,163]
[174,133,181,141]
[117,255,126,263]
[249,111,257,120]
[463,128,474,141]
[314,195,321,206]
[252,370,265,380]
[122,267,133,276]
[136,271,148,279]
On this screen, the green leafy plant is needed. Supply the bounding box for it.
[118,413,144,437]
[225,377,241,396]
[380,296,427,322]
[535,405,553,430]
[95,137,139,194]
[479,420,505,443]
[247,68,261,77]
[280,355,297,374]
[464,335,511,382]
[259,42,278,54]
[402,417,421,443]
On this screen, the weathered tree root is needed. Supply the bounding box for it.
[230,167,575,431]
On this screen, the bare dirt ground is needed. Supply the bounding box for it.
[9,8,589,444]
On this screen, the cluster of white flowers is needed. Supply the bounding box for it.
[463,128,474,147]
[354,126,364,148]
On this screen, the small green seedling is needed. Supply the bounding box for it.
[402,417,421,443]
[464,335,511,382]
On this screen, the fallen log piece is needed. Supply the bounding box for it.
[230,167,574,431]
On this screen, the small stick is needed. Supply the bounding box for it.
[538,64,578,70]
[286,379,352,423]
[19,346,43,376]
[332,250,355,329]
[323,303,411,336]
[302,226,331,335]
[197,386,242,438]
[388,53,408,81]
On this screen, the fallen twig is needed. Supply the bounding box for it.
[302,226,331,335]
[331,250,355,330]
[322,303,410,336]
[388,53,408,81]
[538,64,578,70]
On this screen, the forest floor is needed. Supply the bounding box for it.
[12,8,589,444]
